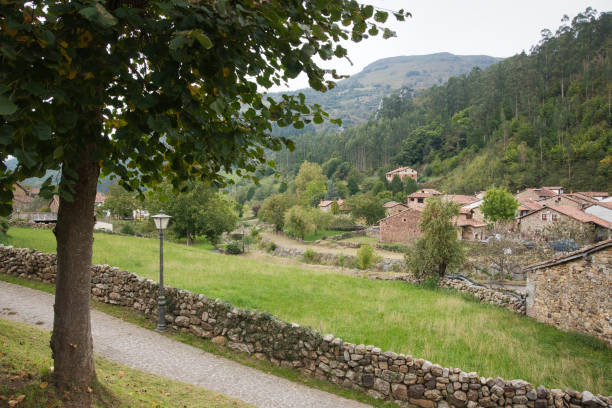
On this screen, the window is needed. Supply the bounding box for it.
[417,198,423,203]
[402,218,407,222]
[410,198,414,202]
[552,213,559,221]
[541,213,547,221]
[466,212,473,219]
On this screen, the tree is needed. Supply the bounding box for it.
[259,194,293,232]
[347,175,360,195]
[0,0,408,397]
[480,188,519,223]
[102,183,136,218]
[146,181,237,245]
[284,205,315,240]
[331,200,340,215]
[295,161,327,204]
[389,175,403,196]
[406,197,465,279]
[346,193,384,225]
[403,177,418,195]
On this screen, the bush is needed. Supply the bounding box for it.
[328,215,359,231]
[420,276,440,290]
[357,244,374,269]
[267,241,277,253]
[120,223,135,235]
[0,217,8,235]
[225,241,243,254]
[302,248,319,263]
[376,242,408,253]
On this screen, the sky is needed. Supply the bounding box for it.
[271,0,610,92]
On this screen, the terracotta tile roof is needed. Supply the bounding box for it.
[386,166,416,176]
[383,201,398,208]
[544,204,612,229]
[562,193,598,205]
[455,217,487,228]
[318,199,343,208]
[445,194,479,205]
[577,191,609,198]
[517,198,544,212]
[523,238,612,272]
[408,189,442,198]
[517,188,558,198]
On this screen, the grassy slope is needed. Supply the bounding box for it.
[2,228,610,395]
[0,318,251,408]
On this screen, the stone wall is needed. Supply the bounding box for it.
[380,209,422,245]
[8,220,55,230]
[0,245,609,408]
[526,248,612,344]
[438,279,525,314]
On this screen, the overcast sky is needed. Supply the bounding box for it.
[271,1,610,92]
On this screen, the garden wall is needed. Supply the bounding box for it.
[0,245,609,408]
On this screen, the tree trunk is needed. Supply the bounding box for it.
[438,262,447,277]
[51,149,100,400]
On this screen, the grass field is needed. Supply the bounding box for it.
[0,318,250,408]
[2,228,611,395]
[337,235,379,245]
[302,229,345,241]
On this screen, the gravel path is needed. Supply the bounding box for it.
[0,281,370,408]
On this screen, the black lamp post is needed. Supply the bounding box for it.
[152,212,171,331]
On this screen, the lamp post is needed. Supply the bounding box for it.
[152,212,171,331]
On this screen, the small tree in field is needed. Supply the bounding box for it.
[481,188,518,223]
[406,197,465,279]
[284,205,315,240]
[260,194,293,232]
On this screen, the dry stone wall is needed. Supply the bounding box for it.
[438,279,526,314]
[526,248,611,345]
[0,245,609,408]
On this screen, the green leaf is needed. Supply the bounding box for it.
[0,95,18,115]
[169,35,189,50]
[33,123,52,140]
[191,30,213,50]
[362,5,374,19]
[383,28,396,39]
[209,98,226,115]
[39,30,56,46]
[79,4,117,27]
[374,10,388,23]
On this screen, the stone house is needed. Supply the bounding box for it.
[461,199,485,222]
[95,192,106,207]
[523,239,612,344]
[318,199,344,212]
[444,194,479,206]
[385,166,417,182]
[541,186,564,195]
[516,204,612,240]
[383,201,409,217]
[537,194,591,210]
[456,208,487,241]
[516,198,544,217]
[379,208,422,245]
[515,187,558,201]
[406,189,442,211]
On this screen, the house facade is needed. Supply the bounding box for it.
[383,201,409,217]
[379,208,422,245]
[515,188,558,201]
[385,166,417,183]
[318,199,344,212]
[406,189,442,211]
[516,204,612,241]
[456,208,487,241]
[524,239,612,344]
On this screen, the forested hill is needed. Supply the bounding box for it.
[267,53,501,131]
[274,8,612,193]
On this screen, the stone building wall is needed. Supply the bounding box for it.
[0,245,609,408]
[380,209,422,245]
[526,248,612,345]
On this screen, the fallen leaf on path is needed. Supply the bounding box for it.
[16,395,25,402]
[40,381,48,388]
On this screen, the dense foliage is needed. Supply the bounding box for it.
[480,188,519,223]
[274,9,612,193]
[406,197,464,279]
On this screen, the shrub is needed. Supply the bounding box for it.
[284,205,316,240]
[0,217,8,235]
[120,223,135,235]
[302,248,319,263]
[328,215,358,231]
[376,242,409,253]
[420,276,440,290]
[357,244,374,269]
[225,241,243,255]
[267,241,277,253]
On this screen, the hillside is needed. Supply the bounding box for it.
[273,8,612,193]
[268,53,501,131]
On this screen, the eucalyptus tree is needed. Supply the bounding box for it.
[0,0,409,399]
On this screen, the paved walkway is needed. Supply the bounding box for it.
[0,281,370,408]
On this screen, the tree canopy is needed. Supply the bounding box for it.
[406,196,464,279]
[0,0,409,396]
[480,188,518,223]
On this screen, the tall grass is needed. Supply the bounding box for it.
[3,228,610,394]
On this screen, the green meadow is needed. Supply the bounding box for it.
[3,227,610,394]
